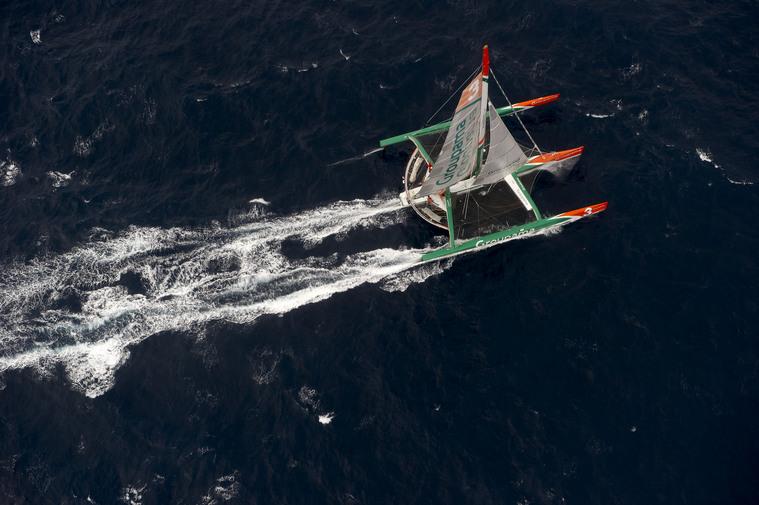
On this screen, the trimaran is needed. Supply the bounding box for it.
[379,45,607,262]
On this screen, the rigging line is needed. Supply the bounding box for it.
[490,70,543,156]
[462,190,472,221]
[424,65,481,126]
[428,128,446,160]
[491,69,546,194]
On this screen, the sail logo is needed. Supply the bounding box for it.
[459,79,480,106]
[436,120,467,186]
[475,228,531,248]
[457,75,482,107]
[456,113,477,179]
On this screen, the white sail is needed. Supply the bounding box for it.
[472,102,528,187]
[416,73,483,198]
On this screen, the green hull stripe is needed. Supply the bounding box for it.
[420,216,569,262]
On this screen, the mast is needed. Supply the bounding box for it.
[444,188,455,246]
[444,45,489,247]
[475,45,489,176]
[415,57,484,198]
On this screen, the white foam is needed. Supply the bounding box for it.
[622,62,641,79]
[725,177,753,186]
[296,63,318,73]
[298,385,319,408]
[380,258,452,292]
[248,197,270,205]
[73,121,115,157]
[318,412,334,424]
[586,113,613,119]
[0,160,21,187]
[201,472,240,504]
[47,170,74,188]
[327,147,384,167]
[696,148,718,166]
[120,484,146,505]
[73,136,93,157]
[0,197,438,397]
[696,147,753,185]
[250,349,280,385]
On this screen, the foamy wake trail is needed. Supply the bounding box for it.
[327,147,384,167]
[0,197,444,397]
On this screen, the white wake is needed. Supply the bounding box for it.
[0,197,446,397]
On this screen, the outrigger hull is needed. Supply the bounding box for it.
[419,202,608,263]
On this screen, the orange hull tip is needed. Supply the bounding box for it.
[530,146,584,164]
[558,201,609,218]
[514,93,560,108]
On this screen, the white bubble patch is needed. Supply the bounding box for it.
[697,147,754,186]
[0,159,21,187]
[0,197,440,397]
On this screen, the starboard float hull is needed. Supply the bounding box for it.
[517,146,585,177]
[419,202,608,262]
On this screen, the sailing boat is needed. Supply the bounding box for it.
[379,46,607,262]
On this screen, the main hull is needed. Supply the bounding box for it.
[419,202,608,262]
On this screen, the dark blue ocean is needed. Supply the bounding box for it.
[1,1,758,503]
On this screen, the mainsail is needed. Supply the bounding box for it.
[473,102,528,187]
[405,46,538,241]
[416,73,484,198]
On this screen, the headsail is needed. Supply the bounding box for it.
[416,72,484,198]
[473,102,528,187]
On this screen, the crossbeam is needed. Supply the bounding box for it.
[379,93,559,147]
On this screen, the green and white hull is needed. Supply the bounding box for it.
[419,202,608,263]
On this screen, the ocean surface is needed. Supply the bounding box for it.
[1,1,758,503]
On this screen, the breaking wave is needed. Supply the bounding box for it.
[0,197,442,397]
